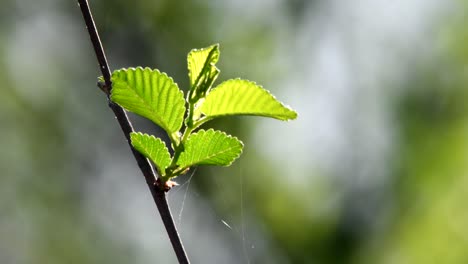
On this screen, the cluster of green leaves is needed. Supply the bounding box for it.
[108,44,297,183]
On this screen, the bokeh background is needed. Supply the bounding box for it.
[1,0,468,263]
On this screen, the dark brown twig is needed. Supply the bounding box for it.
[77,1,189,263]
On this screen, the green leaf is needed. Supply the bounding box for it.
[187,44,220,99]
[110,67,186,134]
[177,129,243,168]
[130,132,172,176]
[200,79,297,121]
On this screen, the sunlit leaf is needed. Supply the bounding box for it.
[187,44,220,99]
[177,129,243,168]
[200,79,297,121]
[130,132,172,176]
[110,67,186,134]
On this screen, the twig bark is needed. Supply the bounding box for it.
[77,1,189,263]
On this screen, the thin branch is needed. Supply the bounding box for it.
[77,1,189,263]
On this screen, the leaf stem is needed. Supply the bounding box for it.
[77,1,189,263]
[191,117,211,131]
[165,104,202,178]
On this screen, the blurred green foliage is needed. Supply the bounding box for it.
[355,3,468,262]
[1,0,468,263]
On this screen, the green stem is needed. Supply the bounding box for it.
[192,117,211,130]
[166,103,212,178]
[167,108,195,174]
[185,100,195,129]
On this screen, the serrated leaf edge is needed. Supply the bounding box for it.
[130,132,172,176]
[200,78,298,120]
[110,67,186,134]
[187,44,220,88]
[178,128,244,168]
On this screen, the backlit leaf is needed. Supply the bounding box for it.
[177,129,243,168]
[130,132,171,176]
[187,44,220,99]
[110,67,186,134]
[200,79,297,121]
